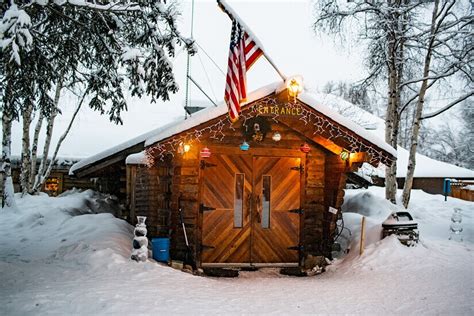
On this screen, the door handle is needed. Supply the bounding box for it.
[246,194,252,221]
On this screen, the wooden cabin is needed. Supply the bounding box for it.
[112,82,395,269]
[3,157,93,196]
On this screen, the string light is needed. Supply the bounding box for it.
[145,95,395,167]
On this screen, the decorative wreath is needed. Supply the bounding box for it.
[241,116,272,142]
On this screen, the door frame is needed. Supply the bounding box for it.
[198,146,306,268]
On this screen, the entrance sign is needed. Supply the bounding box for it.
[256,104,302,116]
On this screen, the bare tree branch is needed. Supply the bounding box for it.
[420,91,474,120]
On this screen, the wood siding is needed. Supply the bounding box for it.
[129,161,172,238]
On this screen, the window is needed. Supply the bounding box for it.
[45,177,60,196]
[262,175,271,228]
[234,173,244,228]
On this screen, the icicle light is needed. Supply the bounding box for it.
[145,96,395,167]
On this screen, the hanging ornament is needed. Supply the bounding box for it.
[272,132,281,142]
[240,141,250,151]
[300,143,311,153]
[340,150,350,161]
[200,147,211,158]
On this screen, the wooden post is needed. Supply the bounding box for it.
[359,216,366,256]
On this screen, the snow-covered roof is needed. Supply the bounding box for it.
[297,93,396,157]
[395,147,474,178]
[70,83,279,174]
[69,125,166,175]
[11,156,80,169]
[71,81,396,175]
[336,103,474,179]
[144,83,395,157]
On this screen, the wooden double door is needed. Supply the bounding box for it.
[200,153,302,266]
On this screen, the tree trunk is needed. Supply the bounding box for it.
[1,107,16,209]
[385,30,399,203]
[29,111,44,192]
[385,0,408,204]
[402,0,439,208]
[34,76,64,191]
[20,100,34,195]
[34,91,87,192]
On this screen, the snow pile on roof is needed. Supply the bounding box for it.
[126,151,147,165]
[1,188,472,314]
[10,156,80,168]
[144,84,396,157]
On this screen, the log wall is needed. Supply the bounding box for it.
[128,161,172,237]
[140,122,347,265]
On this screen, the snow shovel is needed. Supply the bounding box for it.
[178,201,197,271]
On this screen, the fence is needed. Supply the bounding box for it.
[450,180,474,202]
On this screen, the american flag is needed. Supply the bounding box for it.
[224,20,263,122]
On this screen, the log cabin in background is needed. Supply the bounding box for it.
[2,157,91,197]
[70,82,396,270]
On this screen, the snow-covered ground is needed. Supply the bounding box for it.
[0,188,472,315]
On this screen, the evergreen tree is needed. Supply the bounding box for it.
[1,1,195,205]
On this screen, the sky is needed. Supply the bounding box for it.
[9,0,368,158]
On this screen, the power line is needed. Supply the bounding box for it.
[195,42,226,77]
[197,51,218,104]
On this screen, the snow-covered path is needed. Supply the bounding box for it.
[1,189,473,315]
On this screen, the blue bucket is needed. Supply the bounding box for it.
[152,238,170,262]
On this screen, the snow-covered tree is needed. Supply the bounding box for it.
[1,1,194,204]
[401,0,473,207]
[313,0,473,206]
[322,80,374,114]
[313,0,416,203]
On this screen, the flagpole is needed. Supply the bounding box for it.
[217,0,287,82]
[263,55,286,82]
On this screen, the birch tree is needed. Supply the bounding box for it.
[314,1,473,205]
[401,0,473,207]
[313,0,416,203]
[1,1,195,204]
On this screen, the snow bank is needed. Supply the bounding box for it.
[336,186,474,259]
[0,190,132,262]
[1,188,473,314]
[336,188,400,257]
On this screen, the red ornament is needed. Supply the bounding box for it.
[200,147,211,158]
[300,143,311,153]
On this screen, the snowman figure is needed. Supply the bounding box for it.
[131,216,148,262]
[449,208,463,242]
